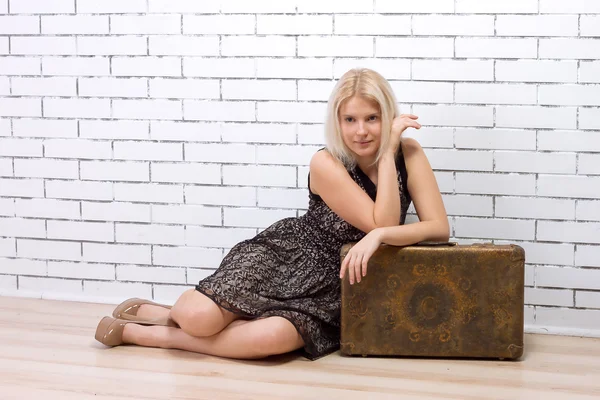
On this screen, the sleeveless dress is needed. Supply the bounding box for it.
[195,148,411,360]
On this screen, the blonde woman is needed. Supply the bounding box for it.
[94,68,449,361]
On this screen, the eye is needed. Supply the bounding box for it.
[368,115,378,121]
[345,117,354,123]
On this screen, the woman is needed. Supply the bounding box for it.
[94,68,449,360]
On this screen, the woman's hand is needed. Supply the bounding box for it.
[389,114,421,154]
[340,229,383,285]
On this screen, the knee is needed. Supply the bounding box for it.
[170,289,224,337]
[251,318,304,357]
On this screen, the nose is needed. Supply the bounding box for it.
[357,121,367,135]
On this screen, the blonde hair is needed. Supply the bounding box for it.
[324,68,399,169]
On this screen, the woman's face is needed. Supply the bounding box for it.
[338,96,382,160]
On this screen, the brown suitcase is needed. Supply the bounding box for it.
[340,242,525,360]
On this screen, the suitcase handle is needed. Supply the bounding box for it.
[414,241,458,247]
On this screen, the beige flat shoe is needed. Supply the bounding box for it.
[95,316,171,347]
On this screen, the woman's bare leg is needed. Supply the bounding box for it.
[169,289,241,337]
[122,316,305,359]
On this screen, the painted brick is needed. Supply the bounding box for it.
[442,195,493,217]
[153,246,223,268]
[77,0,146,13]
[43,98,110,119]
[336,15,410,35]
[82,202,151,223]
[539,85,600,106]
[1,57,41,75]
[413,15,493,36]
[153,285,188,303]
[0,138,43,157]
[151,163,221,185]
[456,0,538,13]
[0,258,46,276]
[0,238,16,257]
[538,175,600,199]
[301,36,374,57]
[47,220,114,242]
[152,204,221,226]
[390,81,453,104]
[112,99,182,120]
[42,56,109,76]
[220,0,294,13]
[16,198,80,219]
[185,143,255,163]
[496,197,575,220]
[540,0,600,14]
[83,280,152,301]
[80,120,149,140]
[78,37,146,56]
[375,0,454,13]
[493,241,573,266]
[112,57,181,77]
[577,291,600,309]
[42,15,108,34]
[81,161,150,182]
[257,102,326,124]
[455,84,536,105]
[44,139,112,160]
[184,15,254,34]
[114,141,183,161]
[0,178,44,198]
[48,261,114,281]
[576,245,600,268]
[538,221,600,244]
[223,165,296,187]
[495,152,576,174]
[256,145,320,166]
[117,264,185,284]
[424,149,493,171]
[496,15,578,37]
[148,0,219,13]
[580,108,600,130]
[455,218,535,240]
[334,59,410,80]
[259,15,332,35]
[538,131,600,152]
[580,61,600,83]
[110,15,180,35]
[46,180,113,201]
[223,123,296,144]
[79,77,148,98]
[114,183,183,203]
[83,243,151,264]
[0,98,41,117]
[10,0,74,14]
[537,266,600,290]
[496,107,577,129]
[298,0,372,13]
[456,173,535,196]
[151,121,220,142]
[455,129,536,151]
[0,16,40,34]
[150,78,220,99]
[184,100,255,122]
[185,57,255,78]
[18,239,81,262]
[577,200,600,222]
[14,159,78,179]
[223,36,295,57]
[579,154,600,175]
[257,188,309,210]
[185,186,256,207]
[525,288,574,307]
[222,79,296,101]
[412,105,493,127]
[149,36,219,57]
[20,277,82,297]
[377,38,453,58]
[0,198,14,217]
[456,38,537,59]
[540,39,600,60]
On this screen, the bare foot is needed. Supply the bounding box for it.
[136,304,171,320]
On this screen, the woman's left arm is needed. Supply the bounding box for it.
[340,138,449,284]
[377,137,449,245]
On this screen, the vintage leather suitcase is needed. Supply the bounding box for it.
[340,242,525,360]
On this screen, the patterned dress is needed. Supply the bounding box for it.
[195,149,411,360]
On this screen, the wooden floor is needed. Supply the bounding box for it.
[0,297,599,400]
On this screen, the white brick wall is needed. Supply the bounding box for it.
[0,0,599,338]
